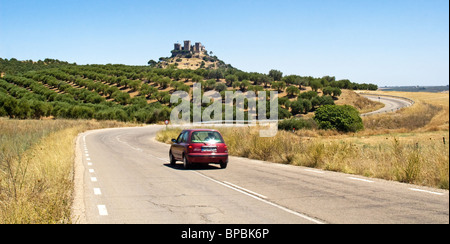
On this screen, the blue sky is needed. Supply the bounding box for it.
[0,0,448,86]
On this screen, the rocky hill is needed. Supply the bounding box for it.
[149,40,233,70]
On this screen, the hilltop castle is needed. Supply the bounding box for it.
[172,40,205,57]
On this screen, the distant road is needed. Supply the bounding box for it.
[72,125,448,224]
[361,95,413,116]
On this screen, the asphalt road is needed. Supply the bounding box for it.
[362,95,413,116]
[72,125,449,224]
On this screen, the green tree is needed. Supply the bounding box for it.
[269,69,283,81]
[225,74,238,86]
[17,99,32,119]
[155,91,170,104]
[112,91,130,105]
[301,99,312,114]
[260,74,273,88]
[298,91,318,100]
[192,74,203,84]
[215,82,227,92]
[314,105,363,132]
[322,86,333,96]
[159,77,171,89]
[205,79,216,91]
[239,80,251,92]
[208,69,224,81]
[286,86,300,97]
[129,80,141,92]
[272,81,286,92]
[310,80,322,92]
[331,87,342,97]
[290,100,303,115]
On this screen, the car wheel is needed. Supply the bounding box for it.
[169,151,176,165]
[183,155,191,169]
[220,162,227,169]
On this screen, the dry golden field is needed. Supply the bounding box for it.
[357,90,449,132]
[0,119,135,223]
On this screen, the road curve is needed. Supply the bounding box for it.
[72,125,448,224]
[362,95,413,116]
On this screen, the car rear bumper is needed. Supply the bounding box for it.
[187,153,228,164]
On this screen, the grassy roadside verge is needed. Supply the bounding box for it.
[157,126,448,190]
[0,118,134,223]
[156,90,449,190]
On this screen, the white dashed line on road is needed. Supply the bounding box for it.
[97,205,108,216]
[94,188,102,195]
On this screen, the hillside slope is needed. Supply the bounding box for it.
[0,58,379,123]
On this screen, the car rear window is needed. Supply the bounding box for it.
[190,131,224,143]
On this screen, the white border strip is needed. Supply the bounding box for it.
[409,188,444,196]
[347,177,374,183]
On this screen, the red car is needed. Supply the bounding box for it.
[169,129,228,169]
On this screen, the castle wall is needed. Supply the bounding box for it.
[173,40,205,55]
[184,40,191,51]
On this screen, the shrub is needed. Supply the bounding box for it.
[278,118,316,131]
[314,105,363,132]
[298,91,318,100]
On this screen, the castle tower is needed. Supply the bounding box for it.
[194,42,202,53]
[174,43,181,51]
[184,40,191,51]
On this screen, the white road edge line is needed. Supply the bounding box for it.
[347,177,374,183]
[304,169,325,174]
[97,205,108,216]
[90,177,97,182]
[192,171,324,224]
[223,181,268,199]
[94,188,102,195]
[89,169,95,173]
[409,188,444,196]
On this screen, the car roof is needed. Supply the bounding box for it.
[183,129,219,132]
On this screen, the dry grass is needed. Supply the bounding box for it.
[158,126,448,189]
[363,102,442,132]
[358,90,449,132]
[335,89,385,114]
[0,118,134,223]
[157,90,449,189]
